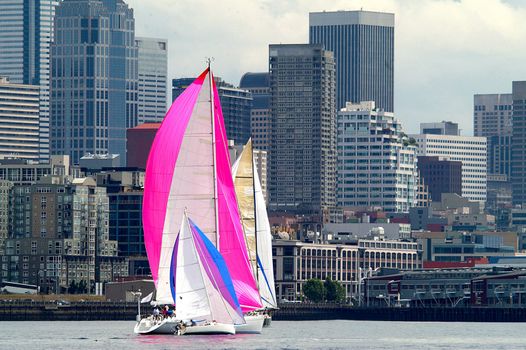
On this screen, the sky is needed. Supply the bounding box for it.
[126,0,526,135]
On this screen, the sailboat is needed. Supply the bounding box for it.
[134,212,244,335]
[232,139,278,330]
[139,66,263,334]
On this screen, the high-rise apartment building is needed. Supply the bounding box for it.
[512,81,526,206]
[218,81,253,145]
[136,37,167,124]
[50,0,138,166]
[172,77,253,145]
[0,0,59,161]
[0,77,40,161]
[268,44,336,217]
[337,101,418,212]
[309,10,394,112]
[0,180,13,256]
[474,94,512,178]
[94,169,148,276]
[410,123,487,203]
[240,72,271,152]
[5,177,127,292]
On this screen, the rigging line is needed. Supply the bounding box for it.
[190,220,241,323]
[257,255,277,306]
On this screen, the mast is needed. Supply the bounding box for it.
[208,58,220,249]
[251,140,260,284]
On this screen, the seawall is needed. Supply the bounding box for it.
[273,303,526,322]
[2,301,526,322]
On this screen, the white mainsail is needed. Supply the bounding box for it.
[232,141,278,309]
[231,140,258,279]
[156,72,217,304]
[254,160,278,309]
[175,214,244,324]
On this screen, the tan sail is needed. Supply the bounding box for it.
[232,139,258,280]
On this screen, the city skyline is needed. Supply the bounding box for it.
[127,0,526,135]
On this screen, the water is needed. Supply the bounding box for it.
[0,320,523,350]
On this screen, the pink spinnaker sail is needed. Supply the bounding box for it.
[142,70,207,284]
[212,77,262,312]
[142,68,262,312]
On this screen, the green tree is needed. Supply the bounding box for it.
[303,279,325,302]
[78,280,87,294]
[324,277,346,303]
[69,280,77,294]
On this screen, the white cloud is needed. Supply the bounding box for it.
[127,0,526,134]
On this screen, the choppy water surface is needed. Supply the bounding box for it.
[0,320,523,350]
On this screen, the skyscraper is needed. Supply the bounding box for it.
[240,72,271,152]
[136,37,167,124]
[309,10,394,112]
[268,44,336,216]
[0,0,59,161]
[337,101,417,212]
[50,0,138,166]
[217,80,253,145]
[512,81,526,205]
[0,77,40,161]
[474,94,513,178]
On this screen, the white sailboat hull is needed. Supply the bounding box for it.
[134,317,178,335]
[234,314,265,334]
[180,322,235,335]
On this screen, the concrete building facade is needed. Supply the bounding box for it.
[415,231,518,263]
[3,177,127,292]
[512,82,526,206]
[239,72,271,152]
[410,131,487,203]
[0,155,70,186]
[309,10,394,112]
[0,0,59,161]
[217,81,253,145]
[417,156,462,202]
[95,170,148,276]
[126,122,159,170]
[50,0,138,166]
[273,238,421,302]
[0,180,13,256]
[337,101,418,213]
[136,37,167,124]
[268,44,337,217]
[474,94,512,180]
[0,77,40,161]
